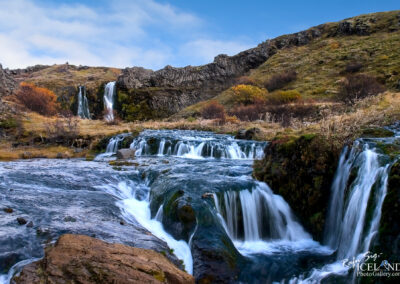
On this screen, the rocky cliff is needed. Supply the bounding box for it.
[0,64,16,97]
[13,234,194,284]
[116,10,400,120]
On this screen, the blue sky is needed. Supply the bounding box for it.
[0,0,398,69]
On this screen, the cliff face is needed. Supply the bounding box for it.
[116,10,400,120]
[0,64,16,97]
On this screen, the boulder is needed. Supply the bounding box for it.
[17,217,27,225]
[117,148,135,159]
[235,128,261,140]
[13,234,194,284]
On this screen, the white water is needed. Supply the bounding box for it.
[104,82,116,122]
[214,183,321,257]
[130,134,265,160]
[0,258,40,284]
[101,181,193,274]
[292,142,391,283]
[77,86,90,119]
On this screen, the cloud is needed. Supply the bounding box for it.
[0,0,254,70]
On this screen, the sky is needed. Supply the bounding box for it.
[0,0,398,70]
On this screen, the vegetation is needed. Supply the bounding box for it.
[231,84,268,105]
[15,82,60,116]
[264,70,297,92]
[336,74,385,104]
[201,101,226,122]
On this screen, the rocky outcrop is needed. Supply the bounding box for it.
[0,64,16,97]
[13,234,194,284]
[117,148,135,159]
[116,11,400,120]
[253,134,340,240]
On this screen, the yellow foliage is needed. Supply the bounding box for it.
[231,84,268,105]
[267,90,302,105]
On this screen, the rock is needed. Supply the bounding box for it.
[12,234,194,284]
[56,152,63,159]
[117,148,135,159]
[235,127,261,140]
[120,220,125,225]
[3,207,13,213]
[20,152,33,159]
[63,216,77,222]
[201,193,213,199]
[17,217,27,225]
[253,134,340,240]
[0,64,17,98]
[26,221,33,228]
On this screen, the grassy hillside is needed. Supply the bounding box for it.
[177,10,400,118]
[12,64,121,117]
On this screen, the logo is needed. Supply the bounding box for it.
[343,252,400,278]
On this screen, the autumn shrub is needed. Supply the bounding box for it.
[15,82,59,116]
[264,70,297,91]
[344,62,363,73]
[201,101,226,122]
[235,76,257,86]
[45,117,79,144]
[337,74,385,104]
[266,90,302,105]
[231,84,267,105]
[230,102,266,121]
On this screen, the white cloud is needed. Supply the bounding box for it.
[0,0,254,70]
[180,39,254,64]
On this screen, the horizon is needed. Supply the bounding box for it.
[0,0,398,70]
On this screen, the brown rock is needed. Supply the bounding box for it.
[13,234,194,284]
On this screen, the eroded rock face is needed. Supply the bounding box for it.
[0,64,16,97]
[13,234,194,284]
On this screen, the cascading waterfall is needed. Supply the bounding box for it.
[291,139,394,283]
[104,82,116,122]
[213,183,311,242]
[77,86,90,119]
[130,130,266,159]
[94,133,130,160]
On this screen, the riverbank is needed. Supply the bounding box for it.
[1,91,400,161]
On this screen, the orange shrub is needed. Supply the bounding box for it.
[15,82,59,116]
[264,70,297,92]
[231,84,267,105]
[201,101,226,122]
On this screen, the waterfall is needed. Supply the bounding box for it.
[292,140,393,282]
[213,183,311,242]
[104,82,116,122]
[129,130,266,160]
[77,86,90,119]
[94,133,129,160]
[324,142,390,259]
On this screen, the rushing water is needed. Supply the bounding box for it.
[103,81,116,122]
[76,86,90,119]
[1,130,397,283]
[290,138,396,283]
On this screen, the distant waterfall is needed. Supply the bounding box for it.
[324,142,390,259]
[213,183,311,242]
[77,86,90,119]
[104,82,116,122]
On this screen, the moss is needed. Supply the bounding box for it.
[253,134,340,240]
[152,270,165,282]
[360,127,394,138]
[0,118,18,129]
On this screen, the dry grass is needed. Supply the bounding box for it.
[1,91,399,161]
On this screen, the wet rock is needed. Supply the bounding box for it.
[26,221,33,228]
[120,220,125,225]
[117,148,135,159]
[12,234,194,284]
[235,128,261,140]
[63,216,77,222]
[56,152,63,159]
[17,217,27,225]
[3,207,13,213]
[201,193,213,199]
[20,152,33,159]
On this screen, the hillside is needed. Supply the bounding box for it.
[177,10,400,118]
[7,64,121,118]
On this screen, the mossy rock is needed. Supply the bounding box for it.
[253,134,340,240]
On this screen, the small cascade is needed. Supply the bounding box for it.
[77,86,91,119]
[214,183,311,242]
[324,142,390,259]
[130,130,266,160]
[95,133,130,160]
[292,139,394,282]
[103,82,116,122]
